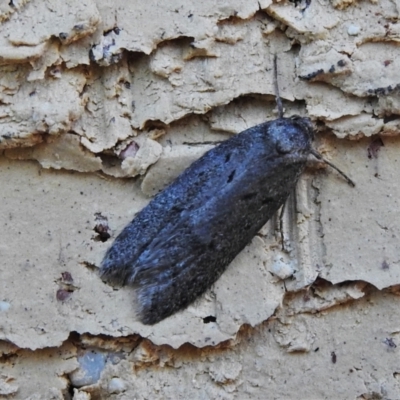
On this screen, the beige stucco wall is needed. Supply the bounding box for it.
[1,0,400,399]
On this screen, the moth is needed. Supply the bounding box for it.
[100,56,354,325]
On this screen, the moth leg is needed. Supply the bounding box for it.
[279,202,286,251]
[279,188,297,252]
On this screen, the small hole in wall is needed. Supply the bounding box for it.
[94,225,111,242]
[61,271,73,283]
[93,213,111,242]
[383,114,400,123]
[203,316,217,324]
[56,289,73,301]
[67,381,75,398]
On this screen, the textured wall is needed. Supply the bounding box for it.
[1,0,400,399]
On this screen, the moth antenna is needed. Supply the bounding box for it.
[310,149,355,187]
[273,54,284,118]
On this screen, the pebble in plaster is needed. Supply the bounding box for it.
[347,24,361,36]
[69,350,107,388]
[0,301,11,312]
[120,137,163,177]
[108,377,127,394]
[270,255,295,280]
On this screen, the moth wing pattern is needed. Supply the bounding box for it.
[100,117,314,324]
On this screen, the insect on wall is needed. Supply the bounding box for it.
[100,54,354,325]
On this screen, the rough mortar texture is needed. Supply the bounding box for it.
[1,0,400,399]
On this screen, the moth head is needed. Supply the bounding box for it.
[271,116,314,156]
[289,116,315,141]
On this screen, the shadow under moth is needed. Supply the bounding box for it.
[100,56,354,325]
